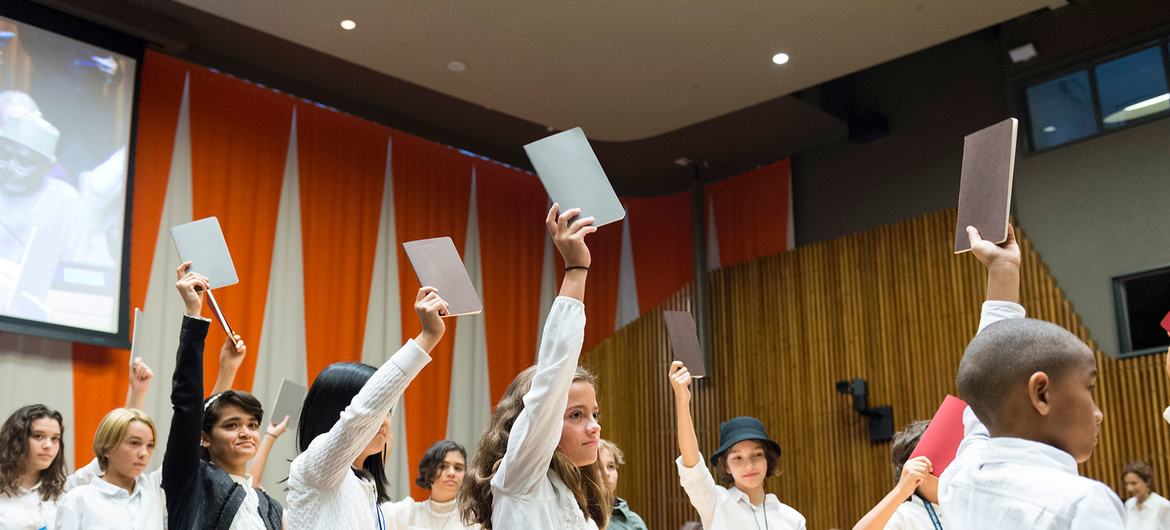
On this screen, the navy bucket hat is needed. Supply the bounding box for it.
[709,416,781,466]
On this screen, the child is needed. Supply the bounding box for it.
[939,225,1125,529]
[852,421,943,529]
[0,404,67,530]
[161,262,283,529]
[598,439,648,530]
[460,204,609,530]
[55,408,165,529]
[384,439,480,529]
[669,361,807,529]
[285,284,448,530]
[1121,460,1170,529]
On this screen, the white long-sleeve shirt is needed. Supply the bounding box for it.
[674,454,806,530]
[0,482,56,530]
[938,300,1125,530]
[490,297,598,530]
[1127,492,1170,530]
[286,340,431,530]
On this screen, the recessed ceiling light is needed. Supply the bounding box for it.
[340,20,356,30]
[1043,126,1057,133]
[447,60,467,73]
[772,52,790,65]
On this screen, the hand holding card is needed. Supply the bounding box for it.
[909,395,969,477]
[954,118,1018,254]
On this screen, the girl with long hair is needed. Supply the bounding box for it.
[285,285,448,530]
[0,404,67,530]
[460,204,610,530]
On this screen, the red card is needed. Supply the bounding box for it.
[909,395,969,477]
[1161,309,1170,333]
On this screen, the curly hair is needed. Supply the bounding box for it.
[0,404,67,501]
[459,365,611,529]
[415,440,466,489]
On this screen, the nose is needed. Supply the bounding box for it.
[1094,407,1104,425]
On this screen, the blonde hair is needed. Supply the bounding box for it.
[93,408,156,472]
[598,439,625,466]
[460,365,611,529]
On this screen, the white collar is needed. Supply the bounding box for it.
[983,437,1078,474]
[93,475,142,499]
[727,485,778,510]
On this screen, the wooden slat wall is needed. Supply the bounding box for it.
[583,209,1170,530]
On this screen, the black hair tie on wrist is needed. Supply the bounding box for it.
[564,265,589,272]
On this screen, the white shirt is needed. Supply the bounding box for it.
[885,496,944,530]
[490,297,600,530]
[286,339,431,530]
[228,473,266,530]
[938,300,1126,530]
[383,497,481,530]
[0,482,56,530]
[54,470,166,530]
[1127,492,1170,530]
[674,454,806,530]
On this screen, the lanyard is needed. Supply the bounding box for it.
[744,499,769,530]
[916,493,943,530]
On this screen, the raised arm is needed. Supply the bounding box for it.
[125,356,154,410]
[250,415,289,488]
[492,204,593,495]
[291,287,446,491]
[851,456,932,530]
[669,362,700,467]
[211,333,246,395]
[161,263,212,530]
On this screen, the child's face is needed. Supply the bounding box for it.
[429,450,465,502]
[726,440,768,491]
[105,420,154,481]
[202,404,261,467]
[24,417,61,473]
[1044,352,1102,463]
[558,381,601,467]
[1124,472,1151,500]
[598,447,619,492]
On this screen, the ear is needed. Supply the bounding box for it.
[1027,371,1051,416]
[200,432,210,449]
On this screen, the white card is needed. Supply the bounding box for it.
[170,217,239,289]
[524,127,625,227]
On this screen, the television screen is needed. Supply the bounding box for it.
[1114,265,1170,357]
[0,5,141,346]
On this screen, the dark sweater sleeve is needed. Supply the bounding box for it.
[162,315,210,528]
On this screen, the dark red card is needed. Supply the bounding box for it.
[909,395,969,477]
[1161,309,1170,333]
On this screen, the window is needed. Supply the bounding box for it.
[1024,38,1170,151]
[1113,265,1170,358]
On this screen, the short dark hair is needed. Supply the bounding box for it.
[712,440,780,487]
[201,390,264,460]
[298,362,391,503]
[0,404,66,501]
[415,440,466,489]
[957,318,1091,429]
[1124,460,1154,486]
[891,420,930,481]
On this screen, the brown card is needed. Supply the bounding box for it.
[402,237,482,317]
[954,118,1018,253]
[664,310,705,378]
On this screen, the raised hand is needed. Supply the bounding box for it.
[966,224,1021,271]
[895,456,932,496]
[175,261,210,316]
[668,361,693,403]
[126,356,154,409]
[413,286,449,352]
[267,415,290,438]
[545,203,596,269]
[220,334,246,372]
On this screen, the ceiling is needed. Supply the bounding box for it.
[36,0,1065,195]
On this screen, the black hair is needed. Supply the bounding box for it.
[415,440,466,489]
[201,390,264,461]
[890,420,930,481]
[297,362,390,503]
[957,318,1091,429]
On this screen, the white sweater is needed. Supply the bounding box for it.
[489,297,598,530]
[286,340,431,530]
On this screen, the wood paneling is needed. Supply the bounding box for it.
[583,209,1170,529]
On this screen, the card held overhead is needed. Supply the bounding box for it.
[129,307,142,367]
[170,217,239,289]
[403,237,482,317]
[664,310,706,378]
[268,379,307,431]
[909,395,969,477]
[523,127,625,227]
[954,118,1018,254]
[1161,308,1170,334]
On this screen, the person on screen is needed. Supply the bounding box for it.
[0,108,87,264]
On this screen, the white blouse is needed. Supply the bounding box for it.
[489,297,598,530]
[227,473,266,530]
[674,454,806,530]
[1126,492,1170,530]
[885,496,944,530]
[54,470,166,530]
[0,482,56,530]
[383,497,480,530]
[286,339,431,530]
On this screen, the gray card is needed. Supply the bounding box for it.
[403,237,483,317]
[664,310,706,378]
[954,118,1017,254]
[268,379,307,430]
[170,217,239,289]
[523,127,625,227]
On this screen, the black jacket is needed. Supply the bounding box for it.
[161,316,283,530]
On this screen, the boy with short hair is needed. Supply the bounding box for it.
[939,225,1125,529]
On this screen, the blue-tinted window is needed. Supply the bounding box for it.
[1096,46,1170,129]
[1026,70,1098,150]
